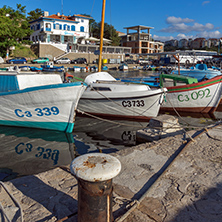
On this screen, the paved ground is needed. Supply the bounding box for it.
[0,123,222,222]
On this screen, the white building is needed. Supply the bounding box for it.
[29,11,92,44]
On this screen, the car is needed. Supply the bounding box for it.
[55,57,71,64]
[31,57,49,64]
[6,57,27,64]
[71,58,87,64]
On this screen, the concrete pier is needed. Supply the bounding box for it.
[0,123,221,221]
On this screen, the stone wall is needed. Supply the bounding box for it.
[34,43,125,63]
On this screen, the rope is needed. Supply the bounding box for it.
[77,109,145,127]
[115,122,222,222]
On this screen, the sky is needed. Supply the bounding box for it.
[1,0,222,42]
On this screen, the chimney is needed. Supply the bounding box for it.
[57,12,60,16]
[44,11,49,17]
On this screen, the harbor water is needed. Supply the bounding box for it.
[0,69,221,181]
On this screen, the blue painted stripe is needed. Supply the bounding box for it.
[0,82,86,96]
[0,120,74,133]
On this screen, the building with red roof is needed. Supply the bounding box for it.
[29,11,92,44]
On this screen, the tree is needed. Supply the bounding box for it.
[0,4,33,57]
[91,22,121,46]
[27,8,44,22]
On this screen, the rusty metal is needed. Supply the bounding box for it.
[77,178,113,222]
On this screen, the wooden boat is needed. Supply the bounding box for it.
[159,73,222,114]
[0,72,86,132]
[171,63,221,81]
[77,72,166,120]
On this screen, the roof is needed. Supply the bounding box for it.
[124,25,154,30]
[29,13,92,23]
[45,14,92,21]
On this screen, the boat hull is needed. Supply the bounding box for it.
[78,88,165,120]
[0,83,86,132]
[160,76,222,114]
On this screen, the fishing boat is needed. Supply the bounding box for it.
[171,63,221,81]
[0,72,86,132]
[41,61,65,72]
[119,63,128,71]
[19,65,31,71]
[77,72,166,120]
[159,73,222,114]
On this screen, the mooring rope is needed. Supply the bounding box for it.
[115,121,222,222]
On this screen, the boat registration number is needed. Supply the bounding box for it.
[15,142,59,165]
[178,89,211,102]
[14,106,60,117]
[122,100,145,107]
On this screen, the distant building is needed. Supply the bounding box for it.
[178,39,189,48]
[208,38,218,47]
[120,25,164,54]
[116,31,125,37]
[165,39,178,47]
[29,11,92,44]
[191,38,206,49]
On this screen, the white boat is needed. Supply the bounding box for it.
[0,72,86,132]
[73,66,81,72]
[159,73,222,114]
[77,72,167,120]
[119,63,128,71]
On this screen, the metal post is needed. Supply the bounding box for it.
[70,153,121,222]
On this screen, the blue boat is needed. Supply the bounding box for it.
[30,66,43,71]
[171,63,221,81]
[102,65,108,71]
[41,64,64,72]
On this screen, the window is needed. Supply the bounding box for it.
[80,26,84,32]
[71,25,75,31]
[67,25,70,31]
[63,24,66,30]
[81,19,84,23]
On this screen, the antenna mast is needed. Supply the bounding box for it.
[61,0,63,15]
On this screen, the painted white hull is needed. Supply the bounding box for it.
[0,84,86,132]
[161,76,222,113]
[78,85,165,120]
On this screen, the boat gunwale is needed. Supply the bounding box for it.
[0,81,86,96]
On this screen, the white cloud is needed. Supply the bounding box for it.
[202,1,210,6]
[166,16,194,24]
[153,35,174,42]
[196,30,221,38]
[153,34,194,42]
[176,34,194,40]
[153,31,221,43]
[160,22,214,33]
